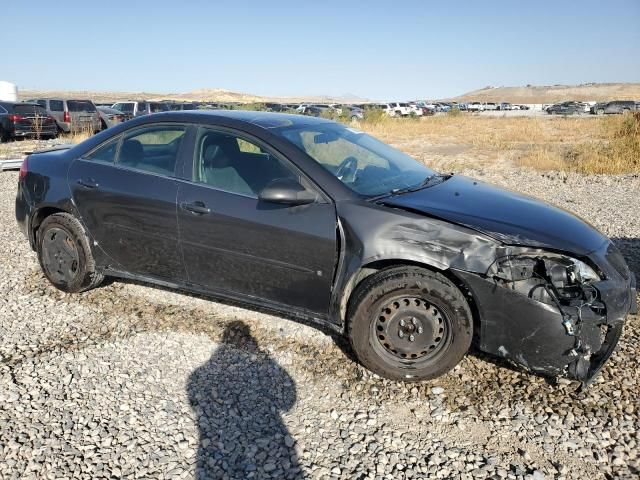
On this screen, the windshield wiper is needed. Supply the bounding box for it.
[368,173,452,201]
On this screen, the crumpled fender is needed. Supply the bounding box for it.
[328,200,505,326]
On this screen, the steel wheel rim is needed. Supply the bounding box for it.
[370,296,451,367]
[41,227,80,285]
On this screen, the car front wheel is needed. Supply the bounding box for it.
[37,212,104,293]
[348,266,473,381]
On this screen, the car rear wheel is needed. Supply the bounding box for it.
[37,213,104,293]
[597,108,605,115]
[348,266,473,381]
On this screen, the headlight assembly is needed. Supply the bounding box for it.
[490,252,602,306]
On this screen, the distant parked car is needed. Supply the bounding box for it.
[28,98,101,134]
[591,101,637,115]
[467,102,484,112]
[546,102,583,115]
[0,102,57,141]
[111,101,170,120]
[497,102,512,111]
[432,103,449,113]
[342,105,364,121]
[389,102,413,116]
[97,106,126,130]
[406,104,424,116]
[369,103,395,116]
[483,102,498,111]
[167,103,197,111]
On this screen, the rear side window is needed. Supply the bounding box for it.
[117,125,186,176]
[67,100,97,112]
[36,100,46,107]
[85,136,120,163]
[49,100,64,111]
[138,102,149,112]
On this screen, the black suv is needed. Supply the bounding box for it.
[0,102,57,142]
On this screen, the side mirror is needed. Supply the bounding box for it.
[259,178,316,206]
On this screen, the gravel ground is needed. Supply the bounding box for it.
[0,168,638,480]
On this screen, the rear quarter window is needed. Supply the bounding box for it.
[49,100,64,111]
[85,136,120,163]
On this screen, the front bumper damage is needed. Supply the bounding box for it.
[454,243,636,385]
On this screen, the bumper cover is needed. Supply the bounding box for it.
[455,266,634,384]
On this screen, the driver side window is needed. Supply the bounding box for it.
[193,128,297,197]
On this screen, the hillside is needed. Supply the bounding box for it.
[19,88,366,104]
[451,83,640,104]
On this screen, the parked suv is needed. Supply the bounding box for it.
[0,102,57,141]
[591,101,637,115]
[28,98,101,134]
[111,101,170,120]
[388,102,413,116]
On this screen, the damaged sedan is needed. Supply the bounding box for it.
[15,111,636,384]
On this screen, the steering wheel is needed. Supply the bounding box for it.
[335,156,358,183]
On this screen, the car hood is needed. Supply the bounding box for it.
[381,175,607,255]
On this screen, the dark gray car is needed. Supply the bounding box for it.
[15,111,635,385]
[591,100,638,115]
[111,101,170,120]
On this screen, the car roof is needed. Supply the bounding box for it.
[0,101,42,107]
[139,110,334,129]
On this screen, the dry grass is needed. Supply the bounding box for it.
[356,115,603,148]
[517,113,640,174]
[353,113,639,175]
[59,125,95,145]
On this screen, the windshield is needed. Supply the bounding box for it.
[276,123,435,196]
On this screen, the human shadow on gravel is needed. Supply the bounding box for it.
[187,321,304,480]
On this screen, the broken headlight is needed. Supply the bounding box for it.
[491,253,602,305]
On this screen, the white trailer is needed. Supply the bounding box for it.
[0,81,18,101]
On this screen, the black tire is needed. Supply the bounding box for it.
[348,266,473,381]
[597,109,605,115]
[37,213,104,293]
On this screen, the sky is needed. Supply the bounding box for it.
[2,0,639,100]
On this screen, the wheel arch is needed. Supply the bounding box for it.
[340,259,482,342]
[29,205,73,249]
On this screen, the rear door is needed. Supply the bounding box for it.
[68,124,190,280]
[176,126,337,315]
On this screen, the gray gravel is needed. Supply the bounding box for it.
[0,168,638,480]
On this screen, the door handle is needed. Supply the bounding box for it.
[181,201,211,215]
[77,178,99,189]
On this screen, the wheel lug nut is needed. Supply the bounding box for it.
[411,318,418,326]
[417,326,423,334]
[399,319,406,327]
[398,330,404,338]
[409,334,415,342]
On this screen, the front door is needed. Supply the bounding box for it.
[68,124,188,280]
[177,127,337,316]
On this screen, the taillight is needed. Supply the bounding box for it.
[63,111,70,123]
[8,114,23,122]
[19,156,29,180]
